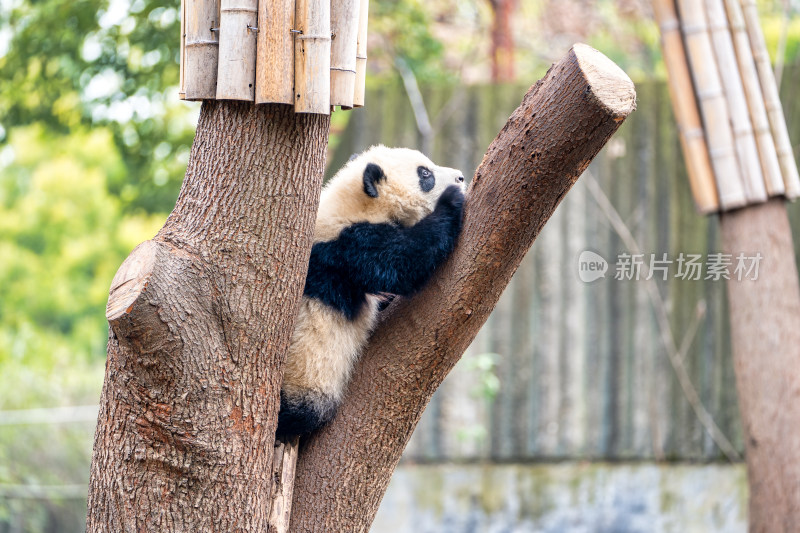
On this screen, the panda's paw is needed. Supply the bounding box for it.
[436,185,465,214]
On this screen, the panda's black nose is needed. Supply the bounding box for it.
[456,175,465,183]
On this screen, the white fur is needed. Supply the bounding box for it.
[314,145,464,242]
[282,146,465,404]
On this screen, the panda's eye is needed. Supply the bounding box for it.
[418,166,435,192]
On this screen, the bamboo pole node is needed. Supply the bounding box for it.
[353,0,369,107]
[653,0,719,213]
[655,0,799,212]
[255,0,295,104]
[697,87,725,99]
[683,128,705,139]
[659,20,679,32]
[180,0,370,113]
[330,0,359,107]
[682,23,707,34]
[216,0,259,100]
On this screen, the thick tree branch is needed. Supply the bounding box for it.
[87,102,330,531]
[289,44,636,532]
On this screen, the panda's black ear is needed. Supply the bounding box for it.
[363,163,385,198]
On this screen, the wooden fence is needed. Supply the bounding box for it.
[329,74,800,462]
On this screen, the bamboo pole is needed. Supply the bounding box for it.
[330,0,360,108]
[652,0,719,213]
[215,0,258,100]
[740,0,800,199]
[705,0,767,203]
[184,0,220,100]
[353,0,369,107]
[255,0,295,104]
[677,0,747,210]
[180,0,186,100]
[294,0,331,114]
[724,0,785,196]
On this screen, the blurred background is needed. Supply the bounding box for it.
[2,0,800,531]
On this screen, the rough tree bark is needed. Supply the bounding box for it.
[720,200,800,533]
[86,101,330,531]
[87,44,635,532]
[289,43,636,532]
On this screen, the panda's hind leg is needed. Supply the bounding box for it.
[276,391,338,438]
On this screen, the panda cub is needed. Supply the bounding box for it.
[277,145,466,437]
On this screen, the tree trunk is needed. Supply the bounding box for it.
[720,199,800,533]
[87,45,635,532]
[86,101,330,531]
[289,43,636,532]
[488,0,516,82]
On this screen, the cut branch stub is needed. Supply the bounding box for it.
[288,43,636,533]
[106,240,159,324]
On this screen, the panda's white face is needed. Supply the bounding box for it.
[314,145,466,242]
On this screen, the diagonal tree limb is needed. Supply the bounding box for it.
[288,43,636,533]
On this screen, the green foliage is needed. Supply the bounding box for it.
[0,125,164,530]
[370,0,451,83]
[454,352,500,446]
[0,125,164,410]
[761,12,800,64]
[463,352,500,401]
[0,0,196,213]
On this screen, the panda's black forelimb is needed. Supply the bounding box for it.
[303,185,465,320]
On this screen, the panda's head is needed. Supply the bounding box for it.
[315,145,466,242]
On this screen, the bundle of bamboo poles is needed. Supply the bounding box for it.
[179,0,370,114]
[653,0,800,213]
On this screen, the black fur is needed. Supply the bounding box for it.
[377,294,396,312]
[275,184,464,437]
[303,185,465,320]
[418,166,435,192]
[276,392,337,438]
[362,163,385,198]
